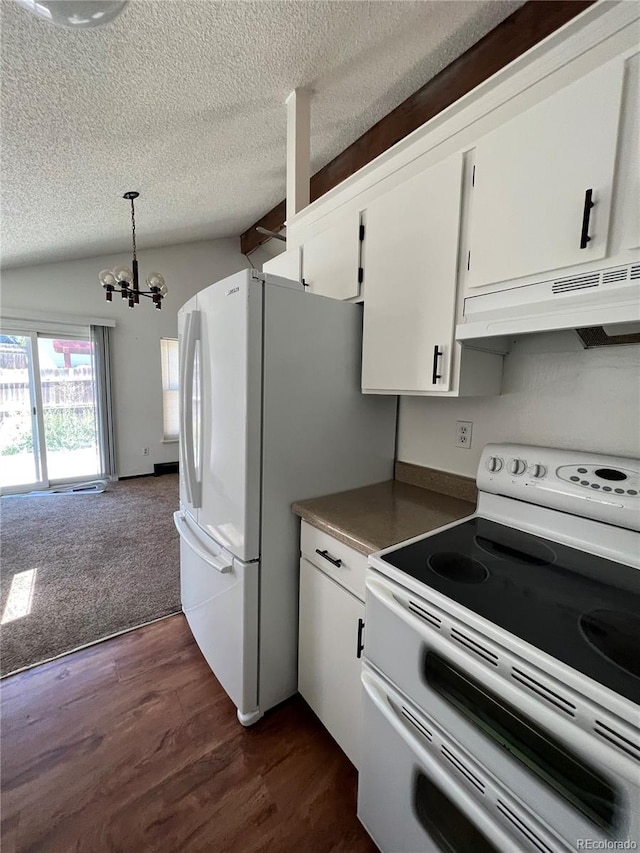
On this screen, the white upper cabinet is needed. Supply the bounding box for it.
[361,154,464,394]
[466,59,625,289]
[262,246,302,281]
[617,53,640,252]
[302,210,362,299]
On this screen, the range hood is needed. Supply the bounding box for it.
[456,261,640,344]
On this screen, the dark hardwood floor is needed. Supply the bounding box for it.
[1,615,378,853]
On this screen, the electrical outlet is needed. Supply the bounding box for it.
[143,447,149,456]
[455,421,473,449]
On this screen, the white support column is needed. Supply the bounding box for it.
[286,89,311,223]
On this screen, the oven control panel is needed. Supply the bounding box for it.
[478,443,640,531]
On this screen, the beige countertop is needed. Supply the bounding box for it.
[292,478,476,556]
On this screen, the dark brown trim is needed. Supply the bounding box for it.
[117,473,154,480]
[154,461,179,476]
[241,0,595,255]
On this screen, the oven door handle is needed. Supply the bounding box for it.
[361,668,522,852]
[366,575,501,677]
[367,576,523,697]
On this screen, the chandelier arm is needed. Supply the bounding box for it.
[109,285,154,295]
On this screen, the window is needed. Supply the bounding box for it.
[160,338,179,441]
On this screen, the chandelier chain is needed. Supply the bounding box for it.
[130,197,137,260]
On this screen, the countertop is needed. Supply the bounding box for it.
[292,476,476,556]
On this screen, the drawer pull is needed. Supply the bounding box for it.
[315,548,342,568]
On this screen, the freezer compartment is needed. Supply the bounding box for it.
[174,511,260,723]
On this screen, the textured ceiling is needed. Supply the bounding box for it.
[0,0,521,268]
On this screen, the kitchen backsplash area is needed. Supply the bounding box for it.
[397,330,640,478]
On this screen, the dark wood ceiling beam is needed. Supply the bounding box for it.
[241,0,595,255]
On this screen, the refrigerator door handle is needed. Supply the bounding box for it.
[173,512,233,573]
[179,311,193,505]
[180,310,202,508]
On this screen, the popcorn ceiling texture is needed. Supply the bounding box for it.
[0,0,520,268]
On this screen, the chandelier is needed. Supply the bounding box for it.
[99,192,168,310]
[15,1,128,29]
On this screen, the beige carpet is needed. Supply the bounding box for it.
[0,474,180,677]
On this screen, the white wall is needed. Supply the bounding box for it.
[397,331,640,478]
[1,239,247,477]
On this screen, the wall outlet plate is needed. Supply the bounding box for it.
[143,447,150,456]
[456,421,473,449]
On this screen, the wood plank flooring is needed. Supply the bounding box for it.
[1,615,378,853]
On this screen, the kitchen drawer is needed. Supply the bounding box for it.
[301,521,368,601]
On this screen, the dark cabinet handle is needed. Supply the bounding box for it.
[432,345,443,384]
[580,188,594,249]
[315,548,342,568]
[357,618,365,659]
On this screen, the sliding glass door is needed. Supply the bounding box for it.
[0,331,102,493]
[37,335,101,482]
[0,333,43,490]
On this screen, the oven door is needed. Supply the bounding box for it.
[358,666,566,853]
[363,572,638,848]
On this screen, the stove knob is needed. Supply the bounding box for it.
[530,463,547,479]
[509,458,527,476]
[486,456,503,473]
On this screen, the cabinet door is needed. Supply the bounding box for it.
[262,246,302,281]
[467,60,624,289]
[362,154,463,393]
[298,557,364,768]
[302,210,362,299]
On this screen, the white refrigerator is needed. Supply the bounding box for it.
[174,269,396,725]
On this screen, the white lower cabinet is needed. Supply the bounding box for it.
[298,523,367,768]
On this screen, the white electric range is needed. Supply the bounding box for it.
[358,443,640,853]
